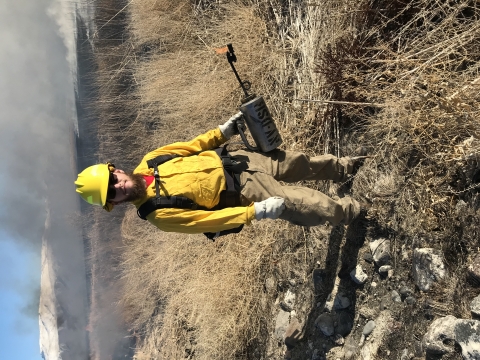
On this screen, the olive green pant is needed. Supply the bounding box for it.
[230,149,360,226]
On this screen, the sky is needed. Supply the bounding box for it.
[0,240,40,359]
[0,0,80,358]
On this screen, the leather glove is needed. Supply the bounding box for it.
[254,197,285,221]
[219,112,242,139]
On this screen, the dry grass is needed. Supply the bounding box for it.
[85,0,480,359]
[129,1,276,144]
[116,1,347,358]
[121,209,302,359]
[344,0,480,242]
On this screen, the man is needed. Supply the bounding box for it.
[75,113,367,236]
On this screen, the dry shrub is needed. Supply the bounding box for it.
[91,0,151,168]
[121,208,300,359]
[129,0,194,50]
[324,0,480,352]
[131,3,275,145]
[257,0,376,156]
[334,0,480,237]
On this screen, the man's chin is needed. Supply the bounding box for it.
[125,173,148,201]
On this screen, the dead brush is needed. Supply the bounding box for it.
[91,0,152,168]
[321,0,480,234]
[427,272,476,320]
[129,1,277,145]
[321,0,480,347]
[120,208,302,359]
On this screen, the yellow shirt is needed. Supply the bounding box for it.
[131,128,255,234]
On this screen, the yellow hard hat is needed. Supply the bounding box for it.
[75,164,110,206]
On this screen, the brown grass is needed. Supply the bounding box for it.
[85,0,480,359]
[121,209,302,359]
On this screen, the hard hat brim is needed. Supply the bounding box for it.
[97,165,110,206]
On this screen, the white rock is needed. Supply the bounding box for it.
[363,320,376,336]
[456,200,467,214]
[351,264,368,284]
[455,319,480,358]
[423,315,480,358]
[471,294,480,317]
[413,248,446,291]
[378,265,392,274]
[391,290,401,303]
[370,238,391,266]
[284,289,296,309]
[275,310,290,340]
[401,244,409,261]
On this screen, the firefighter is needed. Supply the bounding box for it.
[75,113,368,237]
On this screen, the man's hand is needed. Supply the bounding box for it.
[219,112,242,139]
[254,197,285,220]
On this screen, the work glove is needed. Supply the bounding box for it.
[219,112,242,139]
[254,197,285,221]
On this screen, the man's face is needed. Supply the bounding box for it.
[107,169,147,204]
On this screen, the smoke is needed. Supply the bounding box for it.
[0,0,91,356]
[16,286,42,333]
[0,1,129,358]
[0,0,77,250]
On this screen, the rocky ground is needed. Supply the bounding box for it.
[267,195,480,360]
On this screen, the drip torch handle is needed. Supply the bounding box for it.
[235,117,258,151]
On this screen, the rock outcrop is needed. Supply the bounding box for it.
[423,315,480,358]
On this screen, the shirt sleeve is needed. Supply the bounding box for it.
[148,128,226,157]
[147,204,256,234]
[134,128,227,174]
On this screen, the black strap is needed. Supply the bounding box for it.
[204,224,244,241]
[213,147,249,174]
[147,154,181,201]
[146,154,180,169]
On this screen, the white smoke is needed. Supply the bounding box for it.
[47,0,78,77]
[0,1,88,358]
[0,0,78,247]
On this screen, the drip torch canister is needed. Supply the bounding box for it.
[224,44,283,153]
[237,97,283,152]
